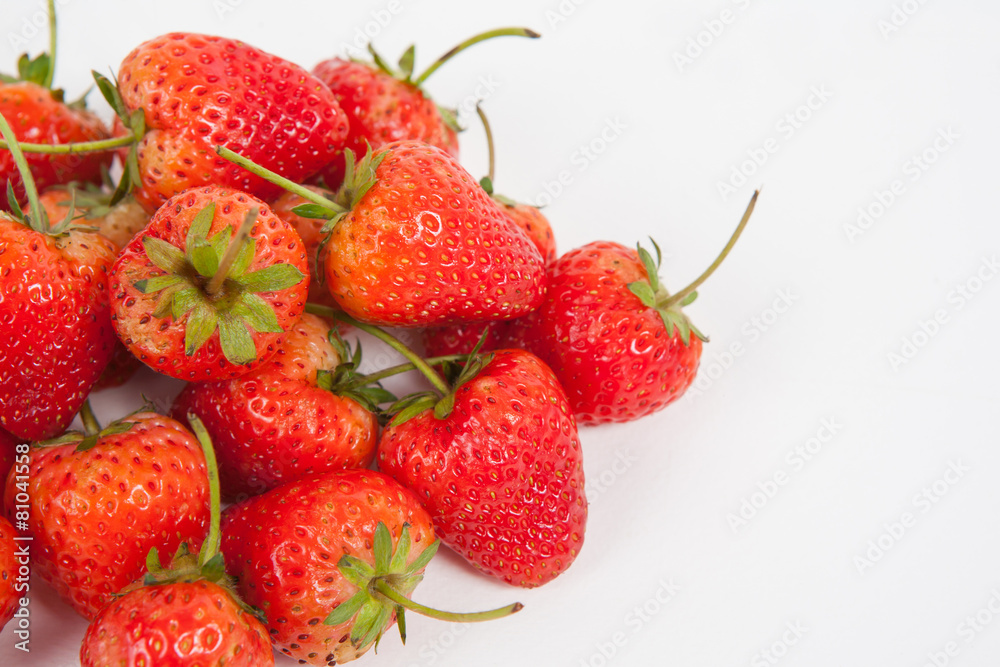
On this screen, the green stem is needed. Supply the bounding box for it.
[0,134,136,155]
[0,111,47,232]
[663,189,759,309]
[79,400,101,436]
[186,414,222,566]
[373,578,522,623]
[44,0,56,89]
[412,27,540,87]
[215,146,345,213]
[343,354,466,390]
[305,304,451,396]
[476,104,495,183]
[206,207,258,296]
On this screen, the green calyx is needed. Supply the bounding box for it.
[303,306,491,427]
[36,419,135,453]
[91,70,146,205]
[317,145,387,235]
[315,329,398,420]
[325,522,522,651]
[133,203,304,366]
[627,190,760,346]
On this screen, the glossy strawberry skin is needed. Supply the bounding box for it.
[378,349,587,588]
[0,82,112,209]
[171,313,377,500]
[312,59,458,189]
[2,413,210,619]
[0,429,18,503]
[0,516,17,630]
[109,186,310,382]
[324,141,547,327]
[118,33,350,212]
[422,319,510,357]
[80,580,274,667]
[506,242,703,425]
[0,215,118,440]
[220,469,435,665]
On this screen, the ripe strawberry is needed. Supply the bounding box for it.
[0,115,118,440]
[506,193,759,424]
[220,469,436,664]
[0,516,17,630]
[80,415,273,667]
[312,28,537,188]
[378,347,587,587]
[81,578,273,667]
[0,51,112,209]
[107,32,350,212]
[171,313,381,500]
[109,185,309,381]
[421,105,555,356]
[322,142,547,326]
[0,428,19,501]
[3,411,210,619]
[39,186,150,389]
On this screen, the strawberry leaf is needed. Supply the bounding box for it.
[142,236,187,274]
[171,287,203,320]
[185,303,218,356]
[227,237,256,278]
[373,522,392,573]
[627,281,656,308]
[92,70,128,122]
[217,313,256,365]
[324,589,368,627]
[186,202,216,248]
[398,45,416,80]
[236,263,304,292]
[188,238,219,278]
[133,274,184,294]
[680,290,698,307]
[290,203,338,219]
[235,293,282,333]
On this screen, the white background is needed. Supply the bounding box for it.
[2,0,1000,665]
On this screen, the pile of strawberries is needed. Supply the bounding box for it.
[0,8,757,667]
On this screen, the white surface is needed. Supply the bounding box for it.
[3,0,1000,665]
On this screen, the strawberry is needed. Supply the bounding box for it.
[2,411,211,619]
[80,415,273,667]
[171,313,382,500]
[329,142,548,326]
[0,113,118,440]
[312,28,538,188]
[377,345,588,588]
[0,49,112,209]
[220,470,434,664]
[506,192,759,424]
[0,516,17,630]
[39,186,150,389]
[0,428,18,501]
[109,185,309,381]
[102,32,350,212]
[421,105,555,356]
[221,469,520,665]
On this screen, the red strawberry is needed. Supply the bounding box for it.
[109,32,349,212]
[312,28,537,188]
[506,192,759,424]
[171,313,380,500]
[109,185,309,381]
[378,347,587,587]
[322,142,547,326]
[0,46,113,210]
[421,105,555,356]
[220,469,436,664]
[39,187,150,389]
[80,415,273,667]
[81,578,273,667]
[3,412,210,619]
[0,115,118,441]
[0,516,17,630]
[0,428,19,499]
